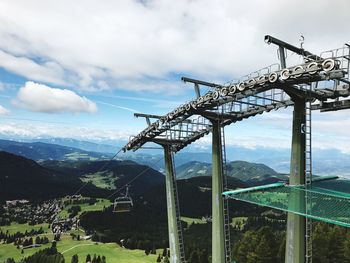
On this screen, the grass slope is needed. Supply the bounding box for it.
[58,199,112,218]
[81,171,117,190]
[0,234,158,263]
[0,223,49,235]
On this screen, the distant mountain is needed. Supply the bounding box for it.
[5,137,350,177]
[120,152,213,172]
[32,138,120,154]
[176,161,211,179]
[227,161,287,182]
[176,160,288,183]
[0,139,110,161]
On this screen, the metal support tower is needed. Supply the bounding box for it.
[285,98,306,263]
[305,84,313,263]
[221,127,232,263]
[163,145,186,263]
[211,119,225,263]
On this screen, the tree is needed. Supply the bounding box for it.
[233,230,258,263]
[71,254,79,263]
[328,226,346,262]
[198,249,209,263]
[313,223,331,263]
[255,227,277,263]
[101,255,106,263]
[156,254,162,262]
[189,250,199,263]
[151,245,157,255]
[86,254,91,263]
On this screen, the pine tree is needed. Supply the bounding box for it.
[162,248,167,257]
[255,227,277,263]
[198,249,209,263]
[328,226,346,262]
[71,254,79,263]
[189,250,199,263]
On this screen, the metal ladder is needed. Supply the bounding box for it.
[305,84,313,263]
[221,127,232,263]
[171,152,186,263]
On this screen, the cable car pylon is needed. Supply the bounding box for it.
[122,35,350,263]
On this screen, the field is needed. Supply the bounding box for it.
[81,171,117,189]
[0,234,159,263]
[0,223,49,235]
[58,198,112,218]
[232,217,248,230]
[181,216,207,225]
[64,152,98,161]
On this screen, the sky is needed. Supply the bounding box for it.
[0,0,350,153]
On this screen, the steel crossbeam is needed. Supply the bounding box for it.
[123,41,350,154]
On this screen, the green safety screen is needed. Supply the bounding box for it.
[222,176,350,227]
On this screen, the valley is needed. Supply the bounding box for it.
[1,139,349,263]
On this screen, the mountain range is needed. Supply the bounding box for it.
[0,139,110,161]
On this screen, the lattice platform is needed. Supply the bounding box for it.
[223,176,350,227]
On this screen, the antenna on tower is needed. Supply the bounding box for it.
[299,34,305,49]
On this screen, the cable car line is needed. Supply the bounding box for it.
[105,156,164,200]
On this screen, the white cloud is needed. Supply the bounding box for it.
[0,122,131,142]
[0,50,67,86]
[0,105,9,115]
[13,81,97,113]
[0,0,348,92]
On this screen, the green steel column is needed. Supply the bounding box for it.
[163,145,182,263]
[212,120,225,263]
[285,99,306,263]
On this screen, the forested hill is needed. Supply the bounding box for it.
[0,152,165,201]
[177,160,288,183]
[41,159,165,195]
[0,151,89,200]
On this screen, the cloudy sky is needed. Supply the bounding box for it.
[0,0,349,152]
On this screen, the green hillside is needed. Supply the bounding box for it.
[42,159,165,196]
[176,160,287,182]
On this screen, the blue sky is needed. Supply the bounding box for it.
[0,0,350,153]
